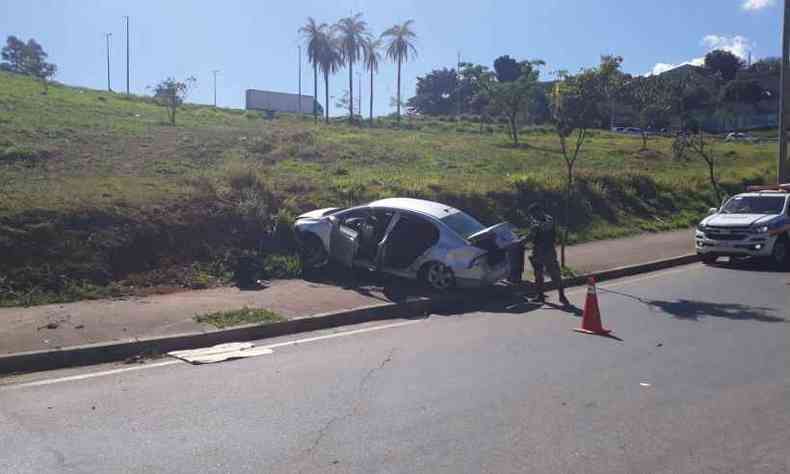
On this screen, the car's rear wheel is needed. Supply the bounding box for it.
[421,262,456,291]
[771,236,788,268]
[300,234,328,270]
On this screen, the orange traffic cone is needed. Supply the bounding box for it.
[574,277,612,336]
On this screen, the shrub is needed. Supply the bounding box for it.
[261,253,301,279]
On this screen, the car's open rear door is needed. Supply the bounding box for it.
[329,218,359,268]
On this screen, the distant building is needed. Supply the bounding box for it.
[245,89,322,115]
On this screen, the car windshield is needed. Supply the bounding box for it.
[721,196,786,215]
[440,211,486,239]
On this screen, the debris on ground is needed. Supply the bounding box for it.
[168,342,274,364]
[37,322,60,331]
[124,355,145,365]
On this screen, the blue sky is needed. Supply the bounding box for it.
[0,0,783,116]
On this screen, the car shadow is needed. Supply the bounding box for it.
[301,265,585,317]
[598,287,786,323]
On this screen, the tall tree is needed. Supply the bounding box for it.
[551,69,604,266]
[299,18,327,123]
[362,36,382,122]
[1,36,57,93]
[407,67,459,115]
[493,55,521,82]
[335,13,368,123]
[0,36,27,73]
[626,76,672,150]
[317,31,342,123]
[382,20,417,125]
[704,49,744,81]
[479,59,543,146]
[598,55,624,129]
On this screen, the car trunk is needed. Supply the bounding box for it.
[467,223,521,266]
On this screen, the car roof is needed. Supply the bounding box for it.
[368,198,461,219]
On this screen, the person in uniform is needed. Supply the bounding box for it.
[527,203,569,306]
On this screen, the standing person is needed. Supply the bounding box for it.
[527,203,569,306]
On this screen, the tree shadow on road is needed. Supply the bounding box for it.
[598,288,785,323]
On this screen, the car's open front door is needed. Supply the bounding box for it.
[329,218,359,268]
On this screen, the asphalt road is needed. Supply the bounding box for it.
[2,262,789,473]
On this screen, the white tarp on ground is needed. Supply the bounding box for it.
[168,342,273,365]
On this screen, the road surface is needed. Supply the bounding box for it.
[2,261,788,473]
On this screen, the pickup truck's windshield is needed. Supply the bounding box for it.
[721,196,786,215]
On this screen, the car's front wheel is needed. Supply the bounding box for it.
[421,262,456,291]
[300,234,328,270]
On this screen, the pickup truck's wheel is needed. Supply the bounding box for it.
[771,236,788,267]
[700,254,718,265]
[421,262,456,291]
[300,234,328,270]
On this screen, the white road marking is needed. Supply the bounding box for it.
[2,266,700,390]
[1,360,181,390]
[1,319,424,390]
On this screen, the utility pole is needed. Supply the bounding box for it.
[124,16,130,94]
[298,45,302,114]
[105,33,112,92]
[457,50,462,119]
[779,0,789,183]
[212,70,220,107]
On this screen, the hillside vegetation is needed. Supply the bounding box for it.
[0,71,777,305]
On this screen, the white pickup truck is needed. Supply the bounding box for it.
[696,185,790,266]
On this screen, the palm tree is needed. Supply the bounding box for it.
[381,20,417,124]
[334,13,368,123]
[317,31,342,124]
[362,36,382,123]
[299,18,327,123]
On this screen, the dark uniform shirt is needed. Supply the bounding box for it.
[530,213,557,257]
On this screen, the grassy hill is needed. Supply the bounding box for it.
[0,71,777,305]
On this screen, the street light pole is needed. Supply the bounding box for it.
[124,16,130,95]
[105,33,112,92]
[298,45,302,114]
[212,70,220,107]
[779,0,789,183]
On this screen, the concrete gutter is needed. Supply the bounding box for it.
[0,254,700,376]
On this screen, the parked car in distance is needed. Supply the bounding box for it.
[725,132,757,143]
[625,127,642,134]
[293,198,522,290]
[611,127,626,133]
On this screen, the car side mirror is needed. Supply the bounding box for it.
[708,207,718,215]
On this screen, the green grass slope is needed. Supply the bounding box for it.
[0,71,776,305]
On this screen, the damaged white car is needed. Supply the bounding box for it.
[294,198,522,290]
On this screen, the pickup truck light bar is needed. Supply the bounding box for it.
[745,184,790,193]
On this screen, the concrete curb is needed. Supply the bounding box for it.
[0,254,700,376]
[553,254,701,290]
[0,297,434,375]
